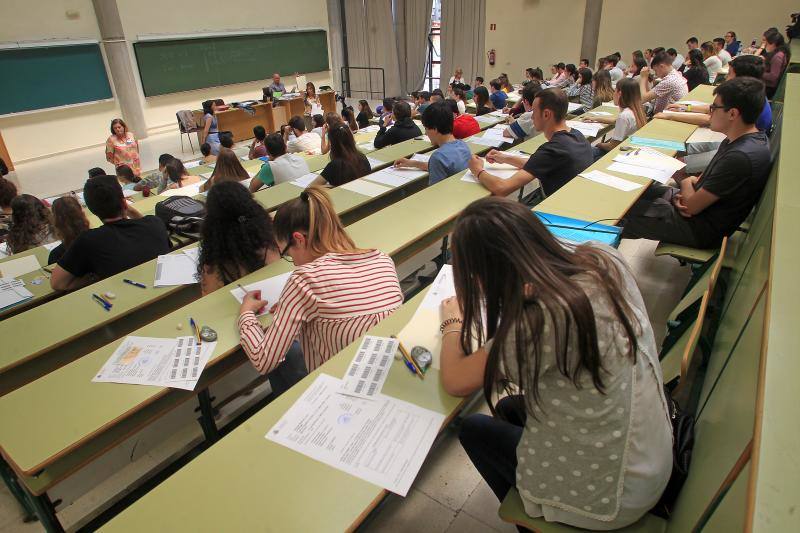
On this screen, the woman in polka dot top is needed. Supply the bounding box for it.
[439,197,673,529]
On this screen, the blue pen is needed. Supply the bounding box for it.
[92,294,112,311]
[403,359,418,375]
[123,279,146,289]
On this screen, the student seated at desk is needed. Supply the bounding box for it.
[469,88,593,198]
[566,67,594,113]
[115,164,140,191]
[452,87,468,115]
[50,176,169,291]
[250,134,310,191]
[702,41,723,83]
[447,99,480,139]
[441,197,672,530]
[489,79,508,110]
[713,37,732,67]
[356,100,374,128]
[394,101,471,185]
[341,107,359,133]
[0,177,17,243]
[283,115,322,155]
[200,143,217,165]
[657,54,773,132]
[219,131,234,150]
[473,86,492,116]
[585,78,647,160]
[682,49,709,92]
[310,114,325,138]
[503,82,542,141]
[591,70,615,109]
[311,125,370,187]
[198,182,279,295]
[164,159,201,191]
[762,31,789,99]
[248,126,268,160]
[373,101,422,148]
[378,98,395,127]
[622,78,771,248]
[638,51,688,114]
[6,194,56,254]
[200,149,250,192]
[237,186,402,377]
[137,153,173,194]
[48,196,89,264]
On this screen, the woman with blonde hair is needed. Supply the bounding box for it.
[238,186,402,375]
[586,78,647,159]
[200,148,250,192]
[48,196,89,264]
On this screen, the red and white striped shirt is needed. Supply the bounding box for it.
[238,249,403,374]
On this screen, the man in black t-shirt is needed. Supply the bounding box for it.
[50,175,170,291]
[622,78,771,248]
[468,88,593,197]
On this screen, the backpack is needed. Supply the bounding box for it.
[155,196,205,238]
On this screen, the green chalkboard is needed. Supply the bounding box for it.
[0,44,113,115]
[133,30,330,97]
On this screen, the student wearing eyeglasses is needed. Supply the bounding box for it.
[622,78,771,248]
[237,186,402,376]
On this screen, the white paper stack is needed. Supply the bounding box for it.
[567,102,583,113]
[154,251,200,287]
[579,170,643,192]
[365,167,427,187]
[461,160,518,183]
[566,120,606,138]
[607,147,686,184]
[0,255,41,278]
[0,278,34,311]
[289,173,321,188]
[410,153,431,163]
[366,156,385,170]
[339,179,392,198]
[358,125,380,133]
[184,160,203,169]
[474,114,498,124]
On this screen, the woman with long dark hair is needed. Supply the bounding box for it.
[48,196,89,264]
[682,49,708,91]
[197,181,279,295]
[7,194,56,254]
[312,124,370,187]
[440,197,672,530]
[763,31,790,98]
[201,100,221,155]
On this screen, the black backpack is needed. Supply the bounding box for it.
[155,196,205,238]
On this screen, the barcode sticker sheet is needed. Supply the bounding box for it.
[339,336,398,399]
[167,336,217,391]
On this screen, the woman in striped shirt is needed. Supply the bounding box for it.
[238,186,403,375]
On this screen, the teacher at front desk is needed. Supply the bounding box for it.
[263,72,287,101]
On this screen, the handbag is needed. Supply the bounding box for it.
[650,380,695,519]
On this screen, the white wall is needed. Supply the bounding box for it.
[0,0,333,162]
[595,0,797,60]
[483,0,586,83]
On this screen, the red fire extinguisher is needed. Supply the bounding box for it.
[488,49,496,66]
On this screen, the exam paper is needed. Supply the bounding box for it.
[612,147,686,172]
[359,142,376,152]
[461,168,517,183]
[366,156,385,170]
[566,120,605,138]
[398,268,456,369]
[469,136,505,148]
[410,153,431,163]
[586,110,613,116]
[0,255,41,278]
[474,114,498,124]
[365,167,426,187]
[676,100,707,106]
[358,125,381,133]
[488,110,506,117]
[230,271,292,316]
[340,336,397,399]
[154,253,199,287]
[200,172,213,180]
[266,373,445,496]
[686,127,727,144]
[606,162,675,184]
[420,265,455,310]
[92,335,216,390]
[580,170,643,192]
[339,179,392,198]
[0,278,33,311]
[184,160,203,169]
[289,173,321,188]
[567,102,583,113]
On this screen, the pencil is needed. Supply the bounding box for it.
[396,338,424,380]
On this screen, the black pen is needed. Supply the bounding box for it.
[123,279,146,288]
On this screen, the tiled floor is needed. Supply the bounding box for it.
[0,116,691,532]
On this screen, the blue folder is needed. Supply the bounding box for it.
[535,212,623,248]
